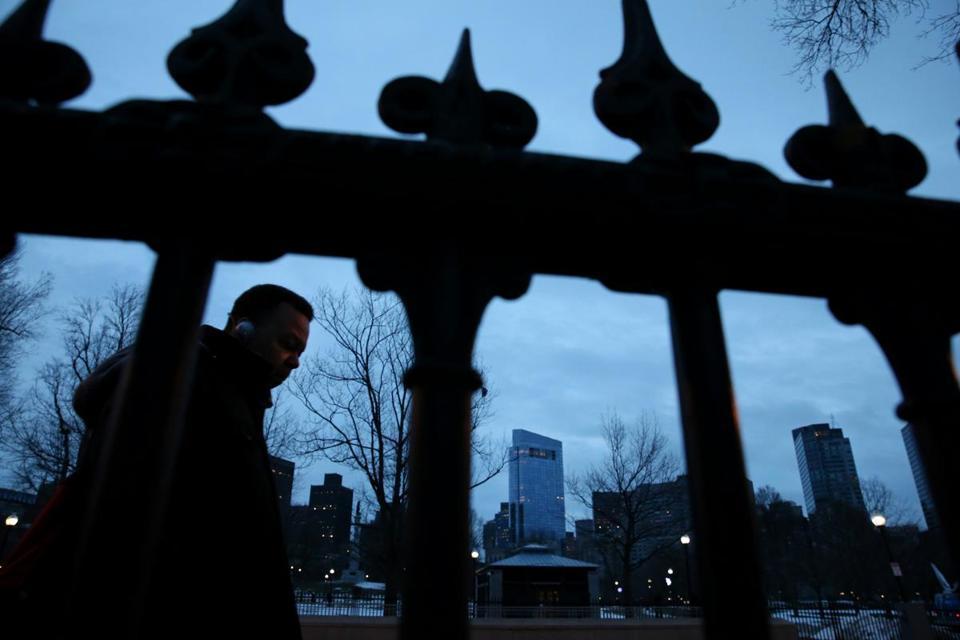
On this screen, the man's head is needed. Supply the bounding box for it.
[225,284,313,388]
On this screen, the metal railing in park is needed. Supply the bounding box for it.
[295,594,400,618]
[1,0,958,638]
[471,604,704,620]
[770,604,905,640]
[928,608,960,640]
[294,594,705,620]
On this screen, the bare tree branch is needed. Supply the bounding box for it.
[289,286,501,605]
[0,248,52,415]
[739,0,958,81]
[567,411,680,606]
[0,285,142,492]
[861,475,919,525]
[916,2,960,65]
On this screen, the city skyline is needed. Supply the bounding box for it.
[1,0,957,530]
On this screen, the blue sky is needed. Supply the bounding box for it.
[3,0,959,530]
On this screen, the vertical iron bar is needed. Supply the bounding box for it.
[667,288,770,640]
[829,291,960,577]
[359,252,529,640]
[66,242,214,636]
[396,256,481,640]
[403,364,476,640]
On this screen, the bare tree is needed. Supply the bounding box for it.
[861,476,918,525]
[754,485,816,601]
[470,508,485,557]
[0,248,52,415]
[741,0,959,80]
[0,285,142,491]
[920,4,960,61]
[755,484,784,509]
[567,411,680,607]
[263,387,310,463]
[290,287,502,607]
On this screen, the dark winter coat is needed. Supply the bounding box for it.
[0,326,301,638]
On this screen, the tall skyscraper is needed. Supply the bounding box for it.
[901,423,939,530]
[792,423,866,515]
[308,473,355,553]
[508,429,565,549]
[269,456,295,523]
[482,502,514,562]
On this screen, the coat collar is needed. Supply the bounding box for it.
[199,325,274,409]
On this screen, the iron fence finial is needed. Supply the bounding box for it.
[0,0,90,104]
[593,0,719,156]
[166,0,314,108]
[824,70,864,128]
[378,28,537,148]
[784,70,926,192]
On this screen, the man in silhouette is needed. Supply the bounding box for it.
[2,284,312,638]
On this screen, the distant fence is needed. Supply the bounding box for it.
[299,596,960,640]
[295,593,399,617]
[770,604,904,640]
[295,594,703,620]
[472,605,704,620]
[929,608,960,640]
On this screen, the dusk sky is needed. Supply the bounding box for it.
[2,0,958,531]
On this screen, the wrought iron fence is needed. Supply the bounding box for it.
[294,594,705,620]
[294,594,960,640]
[295,594,400,618]
[929,608,960,640]
[472,605,704,620]
[770,604,904,640]
[1,0,958,638]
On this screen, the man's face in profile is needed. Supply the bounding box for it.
[245,302,310,388]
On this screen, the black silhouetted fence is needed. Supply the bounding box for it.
[1,0,958,639]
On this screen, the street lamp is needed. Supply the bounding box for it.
[871,513,907,603]
[470,550,480,603]
[680,533,694,606]
[1,514,19,563]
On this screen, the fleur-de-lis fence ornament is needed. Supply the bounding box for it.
[0,0,90,104]
[785,70,926,192]
[166,0,314,109]
[378,29,537,149]
[593,0,719,157]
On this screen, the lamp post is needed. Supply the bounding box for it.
[470,550,479,605]
[326,568,336,604]
[680,534,693,606]
[871,514,907,603]
[1,514,19,564]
